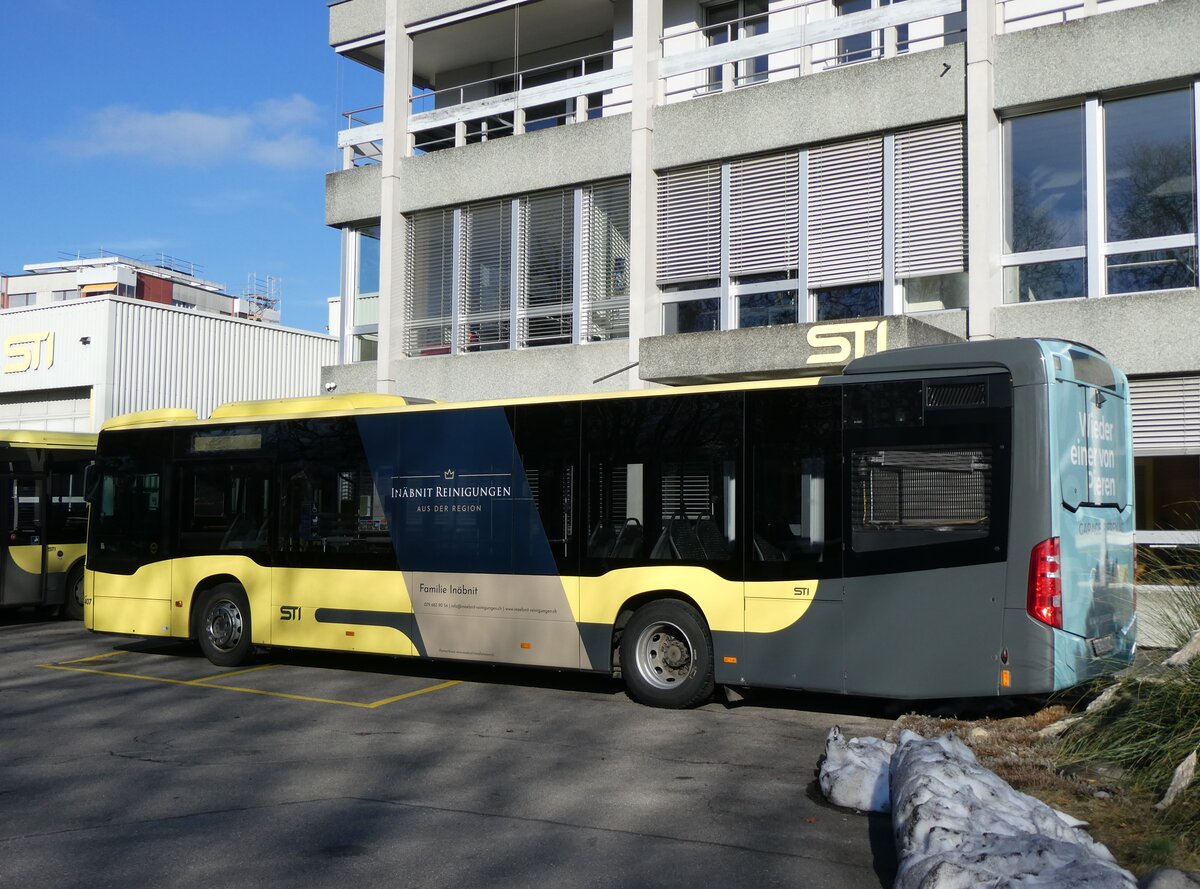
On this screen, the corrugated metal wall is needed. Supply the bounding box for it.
[107,299,337,419]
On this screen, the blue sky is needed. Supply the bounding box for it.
[0,0,380,335]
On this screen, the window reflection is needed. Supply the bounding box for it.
[665,298,720,334]
[814,282,881,320]
[1005,107,1086,253]
[1106,90,1195,242]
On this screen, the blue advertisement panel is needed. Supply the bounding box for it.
[357,409,558,576]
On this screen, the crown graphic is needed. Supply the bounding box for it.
[443,468,456,480]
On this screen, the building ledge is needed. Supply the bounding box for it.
[639,313,965,386]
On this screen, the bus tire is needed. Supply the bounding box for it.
[620,600,714,709]
[196,584,255,667]
[62,565,85,621]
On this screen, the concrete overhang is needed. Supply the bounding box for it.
[639,314,965,385]
[994,0,1200,111]
[326,164,383,227]
[991,288,1200,378]
[396,113,632,213]
[330,0,385,48]
[652,44,965,171]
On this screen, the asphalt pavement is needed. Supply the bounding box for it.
[0,611,898,889]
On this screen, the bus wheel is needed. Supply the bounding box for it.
[197,585,255,667]
[620,600,714,709]
[63,566,85,621]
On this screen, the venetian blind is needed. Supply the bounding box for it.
[895,121,967,278]
[807,137,884,287]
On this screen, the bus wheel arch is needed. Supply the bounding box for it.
[192,578,255,668]
[61,560,86,621]
[616,594,714,709]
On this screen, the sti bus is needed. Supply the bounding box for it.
[2,430,94,619]
[84,339,1135,708]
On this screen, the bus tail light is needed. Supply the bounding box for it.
[1028,537,1063,629]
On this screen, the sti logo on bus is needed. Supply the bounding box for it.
[805,320,888,365]
[3,331,55,374]
[280,605,302,621]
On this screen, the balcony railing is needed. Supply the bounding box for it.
[406,49,632,153]
[339,104,384,168]
[333,0,1159,167]
[659,0,964,101]
[997,0,1157,34]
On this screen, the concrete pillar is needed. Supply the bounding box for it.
[377,0,412,393]
[965,0,1001,339]
[629,0,663,389]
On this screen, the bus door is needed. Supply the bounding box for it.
[1049,345,1136,672]
[740,387,844,692]
[1,470,48,607]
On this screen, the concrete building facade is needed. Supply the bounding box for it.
[324,0,1200,546]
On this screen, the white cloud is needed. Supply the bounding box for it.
[58,94,329,170]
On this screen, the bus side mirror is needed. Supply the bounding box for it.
[83,463,99,505]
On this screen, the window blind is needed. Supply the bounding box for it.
[729,151,800,276]
[895,121,966,278]
[657,163,722,284]
[807,137,883,287]
[583,179,631,341]
[404,208,455,357]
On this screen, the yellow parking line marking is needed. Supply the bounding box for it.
[365,680,461,708]
[36,663,461,709]
[190,664,278,683]
[55,650,130,665]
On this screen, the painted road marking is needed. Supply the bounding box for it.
[37,660,461,709]
[55,650,131,665]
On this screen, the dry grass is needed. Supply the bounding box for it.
[887,698,1200,878]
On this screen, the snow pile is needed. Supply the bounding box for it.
[818,727,1137,889]
[818,726,896,812]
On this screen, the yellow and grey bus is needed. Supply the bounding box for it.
[2,430,95,620]
[85,339,1136,707]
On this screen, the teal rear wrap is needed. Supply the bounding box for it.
[1043,341,1137,690]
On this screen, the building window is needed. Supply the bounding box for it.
[405,208,455,356]
[738,290,798,328]
[461,199,512,352]
[583,180,632,341]
[704,1,769,91]
[1136,456,1200,536]
[52,289,78,302]
[655,122,966,333]
[664,297,721,334]
[814,283,882,321]
[520,188,575,347]
[5,292,35,308]
[403,179,630,357]
[1003,106,1087,302]
[1105,89,1197,293]
[347,225,381,361]
[1003,88,1198,303]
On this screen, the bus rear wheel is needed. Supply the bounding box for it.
[620,600,714,709]
[62,566,85,621]
[197,584,255,667]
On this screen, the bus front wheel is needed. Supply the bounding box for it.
[197,584,255,667]
[620,600,714,709]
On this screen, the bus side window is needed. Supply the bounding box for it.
[584,392,741,567]
[276,417,397,570]
[746,387,842,580]
[512,403,580,575]
[177,465,271,554]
